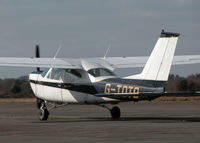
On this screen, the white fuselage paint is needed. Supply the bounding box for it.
[29,73,119,104]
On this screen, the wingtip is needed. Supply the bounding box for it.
[160,29,180,37]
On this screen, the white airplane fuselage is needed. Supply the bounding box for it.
[29,72,119,104]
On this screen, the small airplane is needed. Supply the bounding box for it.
[0,29,200,120]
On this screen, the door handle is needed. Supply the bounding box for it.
[58,83,62,87]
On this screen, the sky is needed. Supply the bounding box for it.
[0,0,200,78]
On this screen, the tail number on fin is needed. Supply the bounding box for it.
[104,84,139,94]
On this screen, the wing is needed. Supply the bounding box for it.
[102,55,200,69]
[0,55,200,70]
[172,55,200,65]
[0,57,82,69]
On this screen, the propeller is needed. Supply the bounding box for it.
[35,45,40,71]
[35,44,45,109]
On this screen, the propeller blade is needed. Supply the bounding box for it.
[36,45,40,58]
[35,45,40,71]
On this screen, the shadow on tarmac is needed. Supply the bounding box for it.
[32,116,200,123]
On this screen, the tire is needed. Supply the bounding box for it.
[39,107,49,121]
[111,106,121,119]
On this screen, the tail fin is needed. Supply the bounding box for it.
[126,30,180,81]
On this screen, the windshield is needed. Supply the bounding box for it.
[41,68,50,77]
[88,68,115,77]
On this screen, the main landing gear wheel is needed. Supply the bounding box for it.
[110,106,121,119]
[39,105,49,121]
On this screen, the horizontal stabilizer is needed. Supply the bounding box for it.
[95,93,164,101]
[163,92,200,97]
[96,92,200,101]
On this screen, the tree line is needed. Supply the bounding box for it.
[166,74,200,92]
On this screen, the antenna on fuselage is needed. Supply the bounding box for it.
[104,42,111,59]
[54,44,62,59]
[49,44,62,78]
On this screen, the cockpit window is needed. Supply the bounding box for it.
[88,68,115,77]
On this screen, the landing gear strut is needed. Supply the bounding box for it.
[36,98,43,109]
[36,99,68,121]
[99,105,121,119]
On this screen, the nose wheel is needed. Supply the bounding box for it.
[39,103,49,121]
[37,100,68,121]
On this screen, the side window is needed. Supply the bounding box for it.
[47,68,64,80]
[61,69,81,83]
[88,69,100,77]
[88,68,115,77]
[66,69,82,78]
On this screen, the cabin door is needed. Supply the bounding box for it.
[42,68,63,102]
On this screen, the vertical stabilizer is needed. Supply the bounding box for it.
[126,30,180,81]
